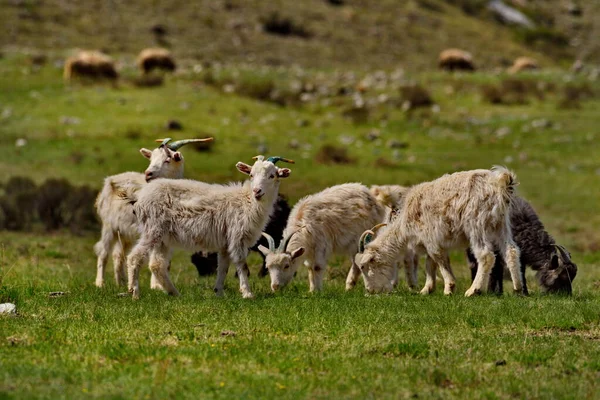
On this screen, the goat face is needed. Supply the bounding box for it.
[236,157,291,200]
[258,245,304,291]
[354,248,395,294]
[140,145,183,182]
[538,249,577,294]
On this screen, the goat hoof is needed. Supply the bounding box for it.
[465,288,481,297]
[419,287,433,295]
[242,292,254,299]
[345,282,356,291]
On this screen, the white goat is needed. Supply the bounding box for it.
[260,183,397,292]
[125,155,293,299]
[354,167,523,297]
[93,138,212,288]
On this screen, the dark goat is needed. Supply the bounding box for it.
[191,194,291,277]
[468,196,577,295]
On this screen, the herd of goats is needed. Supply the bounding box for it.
[93,137,578,300]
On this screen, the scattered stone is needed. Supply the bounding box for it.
[386,139,409,149]
[117,292,130,297]
[288,139,300,149]
[495,126,511,138]
[165,119,183,131]
[48,291,68,297]
[0,303,16,314]
[366,129,381,141]
[338,135,354,145]
[1,107,13,119]
[296,119,310,128]
[223,84,235,93]
[221,330,236,337]
[531,118,552,129]
[566,2,582,16]
[488,0,535,29]
[15,138,27,147]
[59,116,81,125]
[495,359,507,366]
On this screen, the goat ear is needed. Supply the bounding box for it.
[290,247,305,260]
[550,254,560,270]
[257,245,270,256]
[277,168,291,178]
[173,151,182,162]
[140,148,152,159]
[236,162,252,175]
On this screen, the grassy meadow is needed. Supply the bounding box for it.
[2,28,600,400]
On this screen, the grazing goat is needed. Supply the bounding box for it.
[64,51,118,82]
[126,156,293,299]
[354,167,523,297]
[137,48,176,74]
[438,49,476,72]
[94,138,212,287]
[191,194,291,277]
[259,183,390,292]
[468,196,577,294]
[366,185,419,289]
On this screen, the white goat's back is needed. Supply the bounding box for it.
[285,183,387,258]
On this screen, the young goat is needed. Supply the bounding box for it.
[354,167,523,297]
[467,196,577,295]
[93,138,212,287]
[126,156,293,299]
[259,183,390,292]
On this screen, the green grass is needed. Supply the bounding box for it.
[1,50,600,398]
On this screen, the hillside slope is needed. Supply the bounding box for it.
[2,0,596,70]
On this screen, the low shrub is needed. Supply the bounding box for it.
[0,177,99,234]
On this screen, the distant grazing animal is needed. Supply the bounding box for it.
[191,194,291,278]
[125,156,294,299]
[137,48,176,74]
[93,137,212,288]
[355,167,522,296]
[508,57,538,74]
[468,196,577,294]
[438,49,476,72]
[260,183,391,292]
[64,51,118,82]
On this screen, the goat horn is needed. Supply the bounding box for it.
[261,232,276,252]
[267,156,295,165]
[554,244,571,262]
[155,138,173,147]
[358,230,375,253]
[370,223,388,233]
[279,230,299,252]
[166,138,213,151]
[358,223,387,253]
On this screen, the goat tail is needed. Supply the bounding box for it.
[114,179,141,206]
[490,165,518,197]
